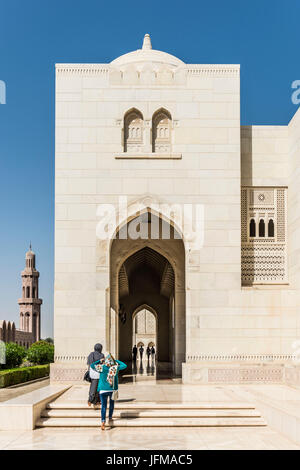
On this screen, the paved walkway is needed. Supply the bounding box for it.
[1,364,300,449]
[0,423,298,450]
[0,378,50,403]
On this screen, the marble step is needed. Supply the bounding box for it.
[36,416,267,427]
[47,401,256,410]
[41,408,262,418]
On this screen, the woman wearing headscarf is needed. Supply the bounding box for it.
[91,353,127,430]
[87,343,104,406]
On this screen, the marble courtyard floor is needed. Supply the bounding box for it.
[0,423,298,450]
[1,364,300,449]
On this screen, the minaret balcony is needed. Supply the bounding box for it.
[18,298,42,305]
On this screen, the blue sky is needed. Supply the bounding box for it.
[0,0,299,338]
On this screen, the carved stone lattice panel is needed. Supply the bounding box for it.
[277,189,286,242]
[242,244,286,283]
[154,144,171,153]
[241,188,247,243]
[136,309,156,334]
[250,190,274,206]
[146,311,156,333]
[136,310,145,334]
[241,187,287,285]
[126,143,144,153]
[51,368,86,382]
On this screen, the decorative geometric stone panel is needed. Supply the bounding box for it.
[241,187,287,285]
[241,188,247,243]
[250,189,274,206]
[187,354,296,362]
[242,244,286,283]
[135,309,156,335]
[208,367,283,383]
[51,367,86,382]
[277,189,286,243]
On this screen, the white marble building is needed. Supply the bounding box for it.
[52,34,300,383]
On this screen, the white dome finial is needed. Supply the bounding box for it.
[142,34,152,50]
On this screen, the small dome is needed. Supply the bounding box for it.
[111,34,184,68]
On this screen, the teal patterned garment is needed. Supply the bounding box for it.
[91,357,127,392]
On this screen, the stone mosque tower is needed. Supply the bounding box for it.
[0,246,43,346]
[18,245,42,343]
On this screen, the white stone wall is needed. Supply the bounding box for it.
[54,62,242,362]
[288,108,300,289]
[241,125,289,187]
[54,52,300,371]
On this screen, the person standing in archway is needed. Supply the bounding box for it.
[151,345,156,362]
[139,345,144,361]
[146,345,151,362]
[132,344,137,362]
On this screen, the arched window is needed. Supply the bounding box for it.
[152,109,172,153]
[25,312,30,331]
[268,219,275,237]
[259,219,265,237]
[249,219,256,237]
[124,109,144,152]
[32,287,36,298]
[26,286,30,298]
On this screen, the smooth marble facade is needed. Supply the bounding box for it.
[54,34,300,381]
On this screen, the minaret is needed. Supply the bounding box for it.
[18,245,42,342]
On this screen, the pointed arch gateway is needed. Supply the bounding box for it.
[109,209,186,376]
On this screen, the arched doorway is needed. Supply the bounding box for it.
[109,210,186,376]
[132,306,157,357]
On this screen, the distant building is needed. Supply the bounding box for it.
[0,246,42,348]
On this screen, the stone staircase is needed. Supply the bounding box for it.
[36,401,267,427]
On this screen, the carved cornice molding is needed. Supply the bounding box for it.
[56,64,109,75]
[186,65,240,76]
[187,354,298,362]
[115,153,182,160]
[55,355,86,362]
[55,63,240,77]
